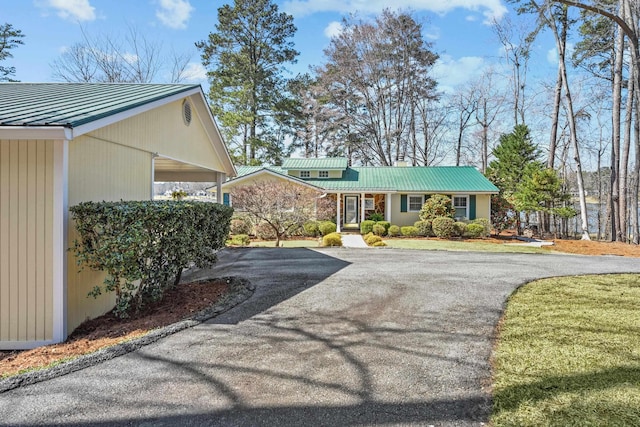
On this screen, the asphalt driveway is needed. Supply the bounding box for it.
[2,248,640,427]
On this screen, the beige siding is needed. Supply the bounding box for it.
[475,194,491,219]
[0,140,54,344]
[66,136,152,333]
[86,98,226,173]
[287,170,343,179]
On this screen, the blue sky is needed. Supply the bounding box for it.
[1,0,559,91]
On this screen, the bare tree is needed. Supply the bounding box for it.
[230,181,322,247]
[51,26,192,83]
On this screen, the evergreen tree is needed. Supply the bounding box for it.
[196,0,298,165]
[0,23,25,82]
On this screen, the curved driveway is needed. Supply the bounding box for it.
[2,248,640,426]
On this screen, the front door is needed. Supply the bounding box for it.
[344,196,359,225]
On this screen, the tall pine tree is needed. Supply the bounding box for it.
[197,0,298,165]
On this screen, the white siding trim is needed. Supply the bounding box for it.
[52,139,68,343]
[0,339,58,351]
[0,127,72,140]
[336,193,341,232]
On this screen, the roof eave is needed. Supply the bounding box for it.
[0,126,72,140]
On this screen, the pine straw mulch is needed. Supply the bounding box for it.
[0,279,229,379]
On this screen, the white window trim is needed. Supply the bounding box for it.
[408,195,423,212]
[318,170,329,178]
[299,170,310,178]
[364,197,374,210]
[453,195,469,220]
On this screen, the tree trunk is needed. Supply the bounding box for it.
[620,61,634,242]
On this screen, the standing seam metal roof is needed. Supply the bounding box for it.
[0,83,200,127]
[230,165,498,193]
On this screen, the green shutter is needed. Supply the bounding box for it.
[400,194,407,212]
[424,194,431,203]
[469,195,476,220]
[223,193,230,206]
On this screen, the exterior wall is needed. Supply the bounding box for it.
[388,193,493,227]
[66,135,152,334]
[86,98,226,173]
[0,139,55,346]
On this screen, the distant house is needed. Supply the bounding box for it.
[218,157,498,231]
[0,83,235,349]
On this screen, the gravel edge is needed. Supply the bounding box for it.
[0,276,255,394]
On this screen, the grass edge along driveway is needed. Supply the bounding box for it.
[491,273,640,426]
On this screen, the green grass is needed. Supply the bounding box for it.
[249,239,320,248]
[492,274,640,426]
[383,238,548,254]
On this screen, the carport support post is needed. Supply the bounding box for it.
[216,172,225,204]
[385,193,391,222]
[336,193,341,232]
[360,193,365,223]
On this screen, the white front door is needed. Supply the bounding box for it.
[344,196,359,225]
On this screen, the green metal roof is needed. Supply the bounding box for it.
[0,83,200,128]
[281,157,348,170]
[232,164,498,193]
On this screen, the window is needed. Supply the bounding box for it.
[453,196,468,220]
[319,170,329,178]
[364,198,374,210]
[300,170,310,178]
[408,195,423,212]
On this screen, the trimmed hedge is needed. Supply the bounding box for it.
[388,225,401,237]
[230,217,252,235]
[432,216,455,238]
[360,220,375,234]
[453,221,467,237]
[471,218,492,237]
[229,234,251,246]
[465,223,485,239]
[372,223,386,236]
[70,200,233,318]
[318,221,337,236]
[322,232,342,246]
[401,226,419,237]
[303,221,320,237]
[414,220,432,237]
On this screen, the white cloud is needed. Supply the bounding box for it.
[282,0,508,24]
[466,15,478,22]
[323,21,343,39]
[432,54,486,92]
[38,0,96,22]
[546,43,574,65]
[156,0,194,30]
[181,62,207,83]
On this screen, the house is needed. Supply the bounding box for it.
[0,83,235,349]
[219,157,498,231]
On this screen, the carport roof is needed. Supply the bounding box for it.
[0,83,199,127]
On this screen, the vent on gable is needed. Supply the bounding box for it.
[182,100,192,126]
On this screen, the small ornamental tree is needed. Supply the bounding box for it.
[419,194,455,221]
[231,181,322,246]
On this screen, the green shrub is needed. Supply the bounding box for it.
[453,221,467,237]
[303,221,320,237]
[376,221,390,232]
[388,225,401,237]
[367,212,384,221]
[465,223,485,239]
[229,234,251,246]
[471,218,492,237]
[318,221,337,236]
[255,222,277,240]
[372,223,386,236]
[322,232,342,247]
[401,226,419,237]
[70,200,232,318]
[230,217,252,235]
[365,234,383,245]
[171,189,187,200]
[432,216,455,238]
[372,240,387,247]
[360,220,375,234]
[414,220,432,237]
[419,194,455,220]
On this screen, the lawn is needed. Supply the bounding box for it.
[492,274,640,426]
[383,238,548,254]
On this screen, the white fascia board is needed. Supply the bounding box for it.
[192,90,237,177]
[0,126,72,140]
[72,88,202,137]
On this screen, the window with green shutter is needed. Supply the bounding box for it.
[469,195,476,220]
[400,194,407,212]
